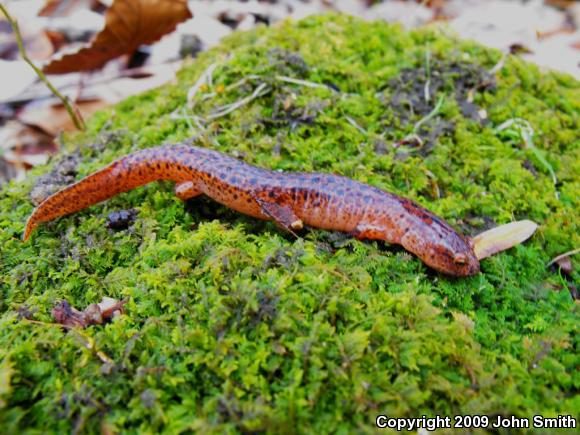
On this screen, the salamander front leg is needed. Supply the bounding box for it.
[255,196,303,237]
[174,181,201,201]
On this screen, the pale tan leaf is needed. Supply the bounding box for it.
[472,220,538,260]
[18,99,109,135]
[43,0,192,74]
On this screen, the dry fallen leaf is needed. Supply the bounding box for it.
[39,0,100,17]
[471,220,538,260]
[52,296,128,328]
[18,98,108,135]
[43,0,192,74]
[0,120,56,181]
[0,60,37,101]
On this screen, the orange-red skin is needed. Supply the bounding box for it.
[24,145,480,276]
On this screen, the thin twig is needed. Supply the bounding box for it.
[489,50,509,75]
[275,75,335,91]
[495,118,558,188]
[187,62,218,106]
[0,4,85,131]
[170,109,221,147]
[199,75,263,104]
[345,115,367,135]
[413,95,444,134]
[191,113,221,147]
[547,248,580,267]
[208,83,270,120]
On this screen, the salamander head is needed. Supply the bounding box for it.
[402,227,479,276]
[398,202,480,276]
[431,236,480,276]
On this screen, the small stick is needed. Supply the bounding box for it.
[413,96,444,134]
[275,75,335,91]
[345,115,367,135]
[547,248,580,267]
[495,118,558,188]
[208,82,270,120]
[187,62,218,106]
[0,4,85,131]
[489,50,509,75]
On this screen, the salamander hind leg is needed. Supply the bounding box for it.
[175,181,202,201]
[255,195,303,236]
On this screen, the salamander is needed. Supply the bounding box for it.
[24,144,480,276]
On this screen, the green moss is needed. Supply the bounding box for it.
[0,14,578,433]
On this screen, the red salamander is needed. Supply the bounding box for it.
[24,144,480,276]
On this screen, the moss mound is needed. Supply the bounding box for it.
[0,14,578,433]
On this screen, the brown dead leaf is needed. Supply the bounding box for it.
[0,17,55,61]
[509,43,534,55]
[43,0,192,74]
[0,121,56,178]
[53,297,128,328]
[39,0,100,17]
[18,98,108,135]
[472,220,538,260]
[544,0,578,10]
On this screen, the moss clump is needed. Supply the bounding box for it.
[0,14,578,433]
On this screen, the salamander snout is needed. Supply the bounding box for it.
[421,241,480,276]
[450,249,480,276]
[433,236,480,276]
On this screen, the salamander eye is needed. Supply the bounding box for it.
[453,253,467,265]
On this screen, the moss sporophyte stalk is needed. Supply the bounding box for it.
[0,13,578,434]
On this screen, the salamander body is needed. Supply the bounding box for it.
[24,144,480,276]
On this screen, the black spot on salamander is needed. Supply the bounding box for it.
[268,191,276,199]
